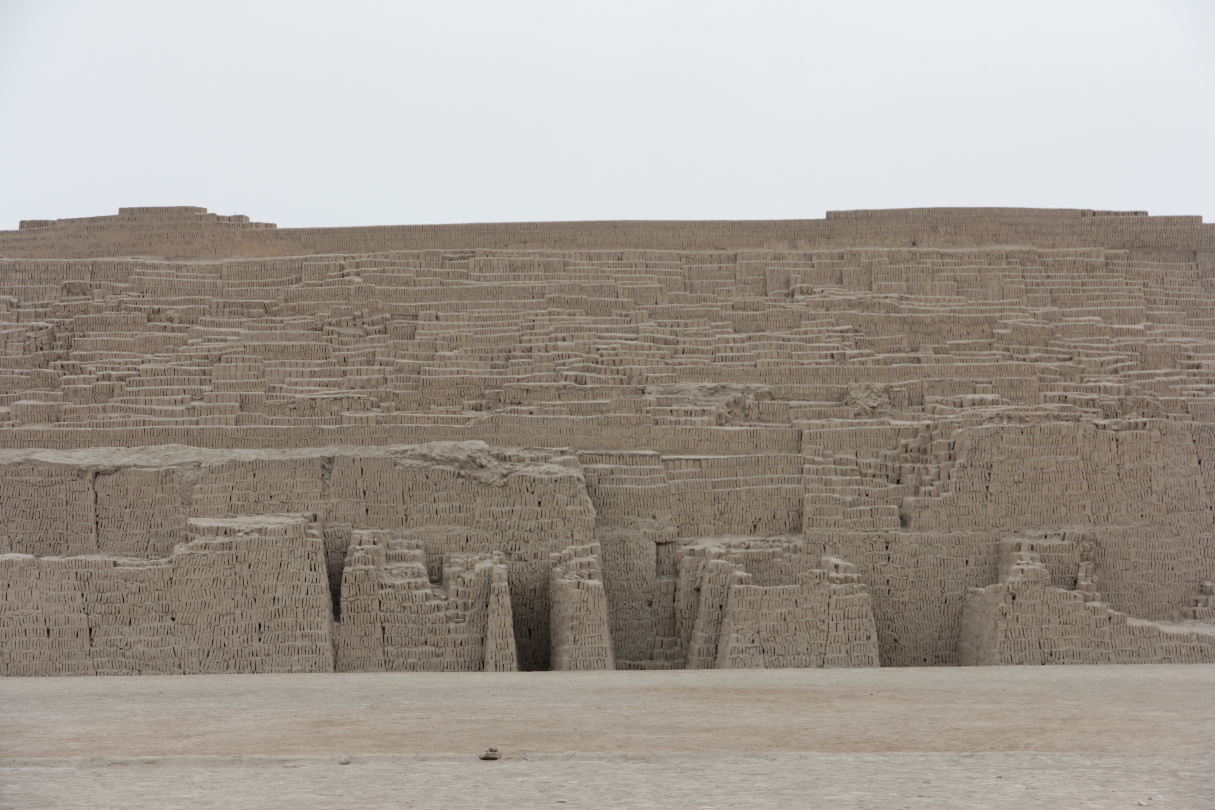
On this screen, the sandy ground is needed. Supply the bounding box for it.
[3,665,1213,809]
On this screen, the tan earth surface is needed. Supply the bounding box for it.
[3,665,1213,809]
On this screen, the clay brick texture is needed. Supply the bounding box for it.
[1,206,1213,673]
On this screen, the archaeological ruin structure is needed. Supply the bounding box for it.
[1,205,1214,675]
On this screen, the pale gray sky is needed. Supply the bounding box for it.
[1,0,1213,230]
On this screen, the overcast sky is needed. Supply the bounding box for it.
[1,1,1212,231]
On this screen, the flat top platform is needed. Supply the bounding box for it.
[3,666,1213,808]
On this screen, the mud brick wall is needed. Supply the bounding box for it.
[715,561,880,669]
[579,451,672,668]
[549,541,615,671]
[676,543,879,670]
[94,467,188,556]
[333,530,517,672]
[0,465,96,557]
[2,205,1215,674]
[2,206,1211,259]
[171,516,333,674]
[323,447,596,671]
[0,514,333,676]
[0,463,186,558]
[191,458,325,517]
[905,420,1215,621]
[960,554,1215,665]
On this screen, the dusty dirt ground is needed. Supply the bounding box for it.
[3,665,1213,809]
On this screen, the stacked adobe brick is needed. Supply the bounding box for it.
[1,206,1214,673]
